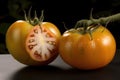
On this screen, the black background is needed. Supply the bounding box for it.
[0,0,120,54]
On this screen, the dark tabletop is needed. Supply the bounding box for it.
[1,50,120,80]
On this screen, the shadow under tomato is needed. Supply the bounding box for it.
[10,65,62,80]
[9,63,120,80]
[9,50,120,80]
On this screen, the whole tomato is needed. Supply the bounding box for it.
[6,19,61,66]
[59,25,116,70]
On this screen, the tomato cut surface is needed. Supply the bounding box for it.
[25,24,58,62]
[6,20,61,66]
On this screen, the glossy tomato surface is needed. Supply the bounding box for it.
[59,25,116,70]
[6,20,61,66]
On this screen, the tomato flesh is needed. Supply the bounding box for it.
[25,25,58,62]
[6,20,61,66]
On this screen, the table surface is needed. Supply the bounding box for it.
[1,50,120,80]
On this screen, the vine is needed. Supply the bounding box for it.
[73,11,120,40]
[75,12,120,28]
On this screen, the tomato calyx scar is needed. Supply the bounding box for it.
[66,24,101,41]
[26,25,56,61]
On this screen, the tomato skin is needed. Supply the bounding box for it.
[59,26,116,70]
[6,20,61,66]
[41,22,61,39]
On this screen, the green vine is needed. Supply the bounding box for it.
[74,12,120,40]
[75,12,120,28]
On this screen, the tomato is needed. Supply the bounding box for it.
[6,20,61,66]
[59,25,116,70]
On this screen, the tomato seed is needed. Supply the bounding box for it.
[47,41,55,45]
[44,54,48,59]
[28,44,37,50]
[46,34,50,37]
[30,34,35,37]
[34,51,42,58]
[29,39,35,43]
[34,29,38,34]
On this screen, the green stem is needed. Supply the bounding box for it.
[39,10,44,23]
[32,10,39,26]
[28,7,32,24]
[75,13,120,28]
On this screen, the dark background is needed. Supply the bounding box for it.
[0,0,120,54]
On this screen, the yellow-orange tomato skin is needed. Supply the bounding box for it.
[6,20,61,66]
[59,26,116,70]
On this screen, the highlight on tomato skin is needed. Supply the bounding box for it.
[59,25,116,70]
[6,15,61,66]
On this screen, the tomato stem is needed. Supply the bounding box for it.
[88,30,93,40]
[28,7,32,25]
[31,10,44,26]
[24,8,44,26]
[24,10,28,21]
[75,13,120,28]
[39,10,44,23]
[32,10,39,25]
